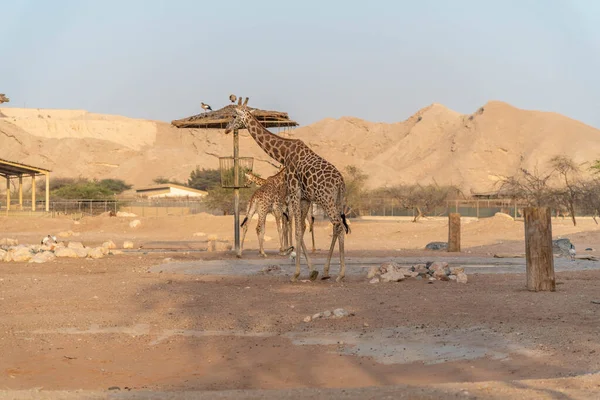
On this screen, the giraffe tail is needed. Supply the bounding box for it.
[341,213,351,234]
[241,216,249,227]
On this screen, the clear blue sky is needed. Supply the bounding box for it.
[2,0,599,127]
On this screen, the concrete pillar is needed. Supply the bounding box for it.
[31,174,36,212]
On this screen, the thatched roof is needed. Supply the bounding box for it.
[171,104,298,129]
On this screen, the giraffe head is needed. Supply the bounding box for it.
[224,96,253,134]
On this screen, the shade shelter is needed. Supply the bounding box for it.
[171,97,298,256]
[0,158,51,212]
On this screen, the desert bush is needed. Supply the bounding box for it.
[343,165,368,217]
[385,183,461,222]
[187,167,222,191]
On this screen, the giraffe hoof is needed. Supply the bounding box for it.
[259,253,267,258]
[321,275,331,281]
[309,270,319,281]
[336,275,345,283]
[290,276,298,283]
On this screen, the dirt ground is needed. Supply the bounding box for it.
[1,213,600,399]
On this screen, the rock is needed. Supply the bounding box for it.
[312,313,322,320]
[552,238,574,257]
[0,249,6,261]
[117,211,137,217]
[29,251,56,264]
[55,248,79,258]
[193,232,207,237]
[494,212,514,220]
[72,248,89,258]
[369,277,380,284]
[456,272,468,284]
[449,275,457,281]
[67,241,84,249]
[367,265,379,279]
[323,310,332,318]
[129,219,141,228]
[88,248,104,259]
[10,247,33,262]
[449,267,465,275]
[303,316,311,323]
[575,255,599,261]
[379,261,401,273]
[585,248,594,251]
[438,275,451,281]
[428,277,436,281]
[0,238,18,246]
[425,241,448,251]
[380,270,405,282]
[414,264,428,274]
[333,308,349,318]
[429,261,449,271]
[433,269,449,279]
[123,241,134,249]
[102,240,117,250]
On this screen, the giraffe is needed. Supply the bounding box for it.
[240,168,292,257]
[246,170,317,253]
[224,99,349,282]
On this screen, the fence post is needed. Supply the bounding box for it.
[524,207,555,292]
[476,200,480,219]
[448,213,461,252]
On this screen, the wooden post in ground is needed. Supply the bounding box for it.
[524,207,555,292]
[448,213,461,252]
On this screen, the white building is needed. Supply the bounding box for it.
[135,184,208,199]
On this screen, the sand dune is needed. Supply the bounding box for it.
[1,101,599,193]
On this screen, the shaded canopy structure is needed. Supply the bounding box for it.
[0,158,51,212]
[171,104,298,129]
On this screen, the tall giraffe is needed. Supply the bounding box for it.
[240,168,292,257]
[225,100,349,282]
[246,170,317,253]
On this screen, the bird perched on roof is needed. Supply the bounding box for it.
[229,94,237,103]
[201,102,213,112]
[569,243,576,261]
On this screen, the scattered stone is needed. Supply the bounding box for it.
[323,310,332,318]
[456,272,468,284]
[369,277,380,284]
[552,238,574,257]
[123,241,134,249]
[10,247,33,262]
[29,251,56,264]
[72,248,89,258]
[425,242,448,251]
[363,322,369,327]
[429,261,449,272]
[303,316,311,322]
[0,249,6,260]
[585,248,594,251]
[428,277,436,281]
[312,313,322,320]
[591,300,600,305]
[367,265,379,279]
[88,248,105,259]
[449,275,457,281]
[102,240,117,250]
[259,265,281,274]
[333,308,349,318]
[380,270,405,282]
[67,241,84,249]
[54,248,79,258]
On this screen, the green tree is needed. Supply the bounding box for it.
[52,181,114,199]
[187,167,222,191]
[343,165,368,217]
[98,179,132,194]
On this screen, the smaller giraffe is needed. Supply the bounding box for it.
[246,170,317,253]
[240,169,291,257]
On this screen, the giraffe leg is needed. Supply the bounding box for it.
[274,210,286,255]
[310,214,316,253]
[300,200,317,280]
[240,200,257,256]
[323,227,338,280]
[256,212,268,257]
[336,225,346,282]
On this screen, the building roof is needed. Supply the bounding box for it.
[0,157,51,178]
[171,104,298,129]
[135,183,208,195]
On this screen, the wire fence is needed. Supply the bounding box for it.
[0,197,589,220]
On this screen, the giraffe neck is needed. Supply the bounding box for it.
[246,172,267,186]
[243,112,289,164]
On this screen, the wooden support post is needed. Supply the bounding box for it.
[5,177,10,211]
[18,175,23,210]
[448,213,461,252]
[45,173,50,212]
[524,207,555,292]
[233,128,241,257]
[31,174,36,211]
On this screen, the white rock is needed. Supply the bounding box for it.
[102,240,117,250]
[129,219,141,228]
[429,261,449,272]
[312,313,322,320]
[67,241,84,249]
[303,316,311,323]
[0,238,18,246]
[55,248,79,258]
[449,275,457,281]
[333,308,350,318]
[380,270,405,282]
[123,241,134,249]
[29,251,56,264]
[369,277,380,284]
[117,211,137,217]
[323,310,332,318]
[88,248,104,259]
[456,272,468,284]
[450,266,465,275]
[0,249,6,261]
[10,247,33,262]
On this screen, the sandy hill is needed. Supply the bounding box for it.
[1,102,599,194]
